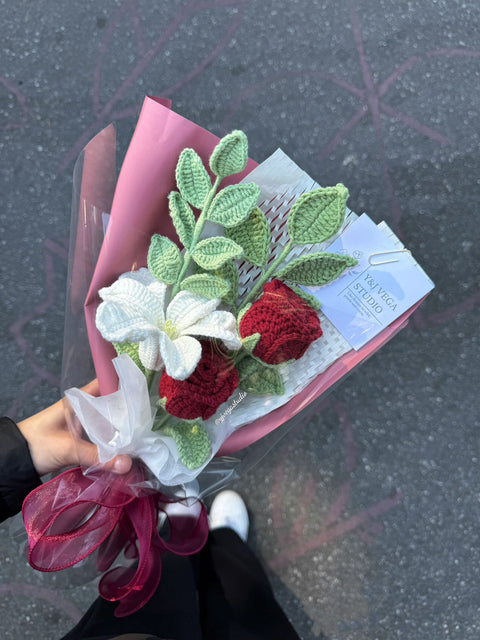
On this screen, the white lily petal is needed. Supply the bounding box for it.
[186,310,242,350]
[98,277,164,326]
[159,333,202,380]
[138,333,164,371]
[119,269,167,327]
[147,281,167,327]
[166,290,220,332]
[96,300,158,343]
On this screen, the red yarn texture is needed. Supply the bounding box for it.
[159,341,239,420]
[239,279,323,365]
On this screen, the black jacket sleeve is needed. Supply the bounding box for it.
[0,417,41,523]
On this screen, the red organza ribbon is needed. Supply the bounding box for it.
[22,465,208,617]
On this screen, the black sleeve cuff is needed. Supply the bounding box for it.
[0,417,42,523]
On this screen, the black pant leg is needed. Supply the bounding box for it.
[198,528,301,640]
[60,528,301,640]
[60,553,202,640]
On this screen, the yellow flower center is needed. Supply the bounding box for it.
[163,319,179,340]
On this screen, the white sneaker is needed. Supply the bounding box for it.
[209,490,249,542]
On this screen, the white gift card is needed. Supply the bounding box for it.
[305,214,434,350]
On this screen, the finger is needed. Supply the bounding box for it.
[75,439,132,474]
[104,455,133,474]
[80,379,100,397]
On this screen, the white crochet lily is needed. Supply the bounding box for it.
[96,268,241,380]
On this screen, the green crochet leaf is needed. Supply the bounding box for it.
[156,397,167,411]
[208,183,260,228]
[276,252,358,286]
[168,191,195,249]
[113,341,145,373]
[191,236,243,270]
[209,130,249,178]
[236,304,252,325]
[215,261,239,307]
[147,234,182,284]
[175,148,212,209]
[194,261,239,307]
[288,285,322,311]
[241,333,260,353]
[288,184,349,245]
[225,206,270,266]
[237,356,285,396]
[162,421,211,470]
[180,274,230,299]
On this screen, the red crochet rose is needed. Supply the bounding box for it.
[239,279,322,365]
[159,341,239,420]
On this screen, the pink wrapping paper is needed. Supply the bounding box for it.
[83,97,422,456]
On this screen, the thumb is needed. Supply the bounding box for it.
[75,440,133,474]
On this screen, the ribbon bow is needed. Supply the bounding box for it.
[22,465,208,617]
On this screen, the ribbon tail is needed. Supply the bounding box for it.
[99,495,163,617]
[97,512,138,572]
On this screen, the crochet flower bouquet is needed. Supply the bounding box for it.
[84,131,357,478]
[22,97,430,616]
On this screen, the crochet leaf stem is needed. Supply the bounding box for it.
[233,348,250,365]
[241,240,293,306]
[146,369,156,393]
[172,176,222,297]
[152,410,171,432]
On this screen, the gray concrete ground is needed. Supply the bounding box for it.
[1,0,479,638]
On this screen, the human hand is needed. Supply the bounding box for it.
[17,380,133,477]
